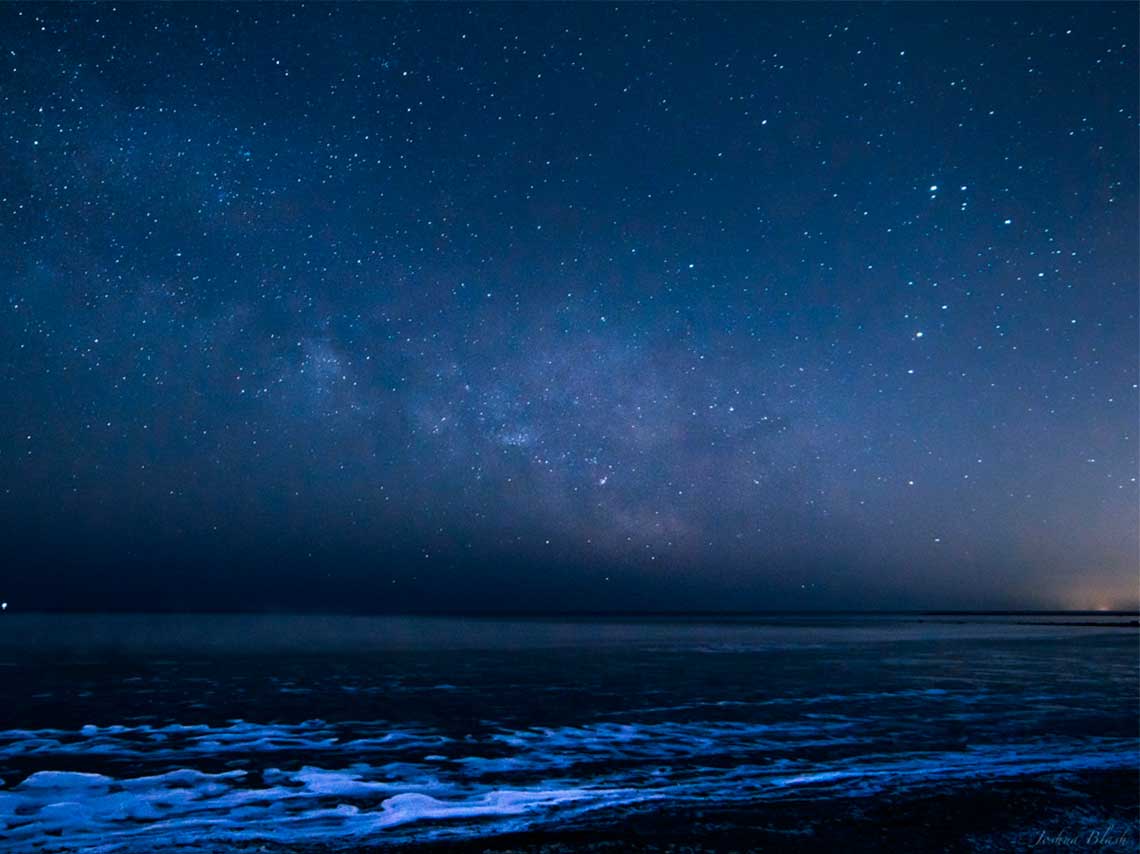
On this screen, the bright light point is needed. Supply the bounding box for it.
[907,368,915,374]
[907,480,915,486]
[915,331,924,338]
[1003,219,1012,225]
[929,184,938,192]
[1,602,6,611]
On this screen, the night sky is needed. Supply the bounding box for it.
[1,3,1136,613]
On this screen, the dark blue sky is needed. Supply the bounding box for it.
[1,3,1136,612]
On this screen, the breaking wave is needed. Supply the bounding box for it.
[1,717,1135,852]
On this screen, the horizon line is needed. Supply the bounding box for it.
[4,608,1139,618]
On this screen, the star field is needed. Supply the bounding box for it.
[0,3,1136,611]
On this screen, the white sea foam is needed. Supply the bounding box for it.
[466,718,866,772]
[0,762,648,853]
[608,686,978,718]
[1,716,1135,853]
[0,719,448,761]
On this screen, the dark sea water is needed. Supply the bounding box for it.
[0,613,1137,852]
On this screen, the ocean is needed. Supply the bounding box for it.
[0,613,1136,852]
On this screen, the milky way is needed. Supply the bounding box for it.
[1,4,1136,611]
